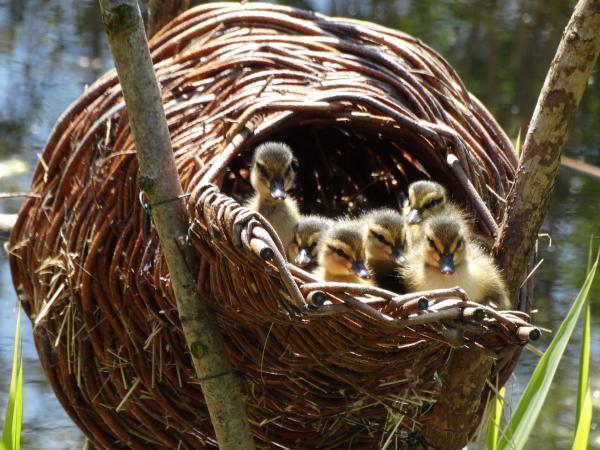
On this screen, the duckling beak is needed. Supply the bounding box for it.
[270,180,286,200]
[352,261,371,280]
[439,254,455,275]
[294,248,312,267]
[407,209,422,225]
[392,245,405,264]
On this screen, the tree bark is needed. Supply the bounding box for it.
[495,0,600,301]
[423,1,600,449]
[147,0,191,37]
[98,1,255,449]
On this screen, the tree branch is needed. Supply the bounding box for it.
[423,1,600,448]
[495,0,600,301]
[98,1,255,448]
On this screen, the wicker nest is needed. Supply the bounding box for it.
[9,3,536,449]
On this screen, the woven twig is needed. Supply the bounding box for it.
[9,3,532,449]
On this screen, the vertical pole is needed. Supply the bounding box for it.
[98,1,255,448]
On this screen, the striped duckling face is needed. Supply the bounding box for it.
[250,142,295,201]
[404,180,447,225]
[318,221,371,281]
[363,208,407,265]
[288,215,332,268]
[422,213,468,276]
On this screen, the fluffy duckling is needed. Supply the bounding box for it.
[245,142,300,250]
[403,180,451,244]
[361,208,407,292]
[400,212,510,309]
[287,215,332,270]
[314,220,373,285]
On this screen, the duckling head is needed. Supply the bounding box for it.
[363,208,407,264]
[405,180,447,225]
[422,214,468,276]
[319,221,371,280]
[250,142,295,201]
[288,215,332,268]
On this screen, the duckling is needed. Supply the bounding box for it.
[245,142,300,250]
[287,215,332,270]
[314,220,373,285]
[400,212,510,309]
[403,180,451,244]
[361,208,407,292]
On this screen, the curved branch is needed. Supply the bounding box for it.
[495,0,600,301]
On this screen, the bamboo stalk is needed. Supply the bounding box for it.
[423,1,600,449]
[97,1,255,449]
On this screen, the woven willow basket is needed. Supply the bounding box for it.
[9,3,535,449]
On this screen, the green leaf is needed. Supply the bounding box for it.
[573,237,594,447]
[498,253,599,450]
[486,386,505,450]
[575,277,591,426]
[0,306,23,450]
[572,386,592,450]
[514,129,522,157]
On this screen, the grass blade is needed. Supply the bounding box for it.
[576,265,591,424]
[1,306,23,450]
[572,386,592,449]
[486,386,505,450]
[514,129,522,157]
[498,252,599,450]
[573,237,594,447]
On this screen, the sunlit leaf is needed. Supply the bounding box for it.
[486,386,505,450]
[573,238,594,448]
[0,306,22,450]
[572,386,592,449]
[514,129,522,157]
[498,252,599,450]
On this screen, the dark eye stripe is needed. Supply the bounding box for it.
[256,162,269,178]
[328,245,350,260]
[423,197,443,210]
[370,230,392,246]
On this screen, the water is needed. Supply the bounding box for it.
[0,1,598,448]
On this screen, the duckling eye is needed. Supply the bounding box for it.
[428,238,436,249]
[456,239,464,248]
[328,245,349,260]
[424,197,443,210]
[256,162,269,178]
[370,230,390,246]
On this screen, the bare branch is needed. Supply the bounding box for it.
[495,0,600,301]
[98,1,255,448]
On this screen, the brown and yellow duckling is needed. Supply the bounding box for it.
[287,215,332,270]
[403,180,458,244]
[400,211,510,309]
[314,220,373,285]
[361,208,407,292]
[245,142,300,250]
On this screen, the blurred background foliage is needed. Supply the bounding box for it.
[0,1,598,449]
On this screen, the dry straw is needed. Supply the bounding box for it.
[9,3,535,449]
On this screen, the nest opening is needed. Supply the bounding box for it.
[223,121,477,228]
